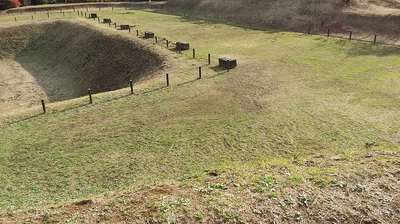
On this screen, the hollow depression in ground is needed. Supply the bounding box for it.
[0,19,166,113]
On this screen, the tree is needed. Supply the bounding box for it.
[0,0,21,9]
[8,0,21,7]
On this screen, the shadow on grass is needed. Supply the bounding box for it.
[98,93,132,104]
[206,66,229,79]
[315,35,400,57]
[7,93,134,125]
[156,8,400,57]
[7,114,43,125]
[346,42,400,57]
[141,86,167,94]
[177,78,199,86]
[57,103,92,113]
[153,8,283,34]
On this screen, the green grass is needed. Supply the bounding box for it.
[0,8,399,216]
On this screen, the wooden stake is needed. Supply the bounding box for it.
[41,100,46,114]
[130,80,133,94]
[198,66,202,79]
[88,89,93,104]
[166,73,169,87]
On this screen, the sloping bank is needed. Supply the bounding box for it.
[0,19,168,104]
[165,0,400,45]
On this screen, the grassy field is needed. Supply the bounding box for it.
[0,8,399,223]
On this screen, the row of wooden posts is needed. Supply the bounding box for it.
[39,10,220,114]
[306,22,379,43]
[40,65,206,114]
[6,4,158,16]
[38,9,240,114]
[5,5,389,45]
[12,11,71,21]
[81,12,216,61]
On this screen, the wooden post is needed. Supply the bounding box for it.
[14,17,16,22]
[155,36,158,43]
[198,66,202,79]
[166,40,169,48]
[47,13,49,18]
[349,31,352,40]
[307,25,311,34]
[166,73,169,87]
[130,80,133,94]
[327,29,330,37]
[129,27,131,33]
[136,30,139,36]
[208,54,211,65]
[193,49,196,58]
[374,34,377,43]
[31,15,33,20]
[41,100,46,114]
[109,22,111,27]
[88,88,93,104]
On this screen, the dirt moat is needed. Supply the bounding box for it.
[0,19,168,114]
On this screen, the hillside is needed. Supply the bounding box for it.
[0,6,399,224]
[166,0,400,45]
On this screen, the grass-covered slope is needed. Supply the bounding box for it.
[166,0,400,45]
[0,10,399,223]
